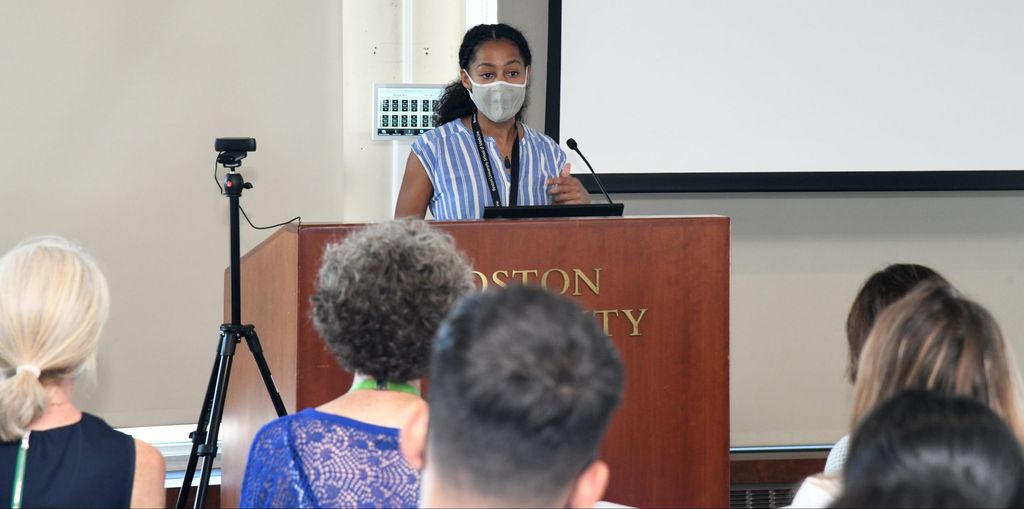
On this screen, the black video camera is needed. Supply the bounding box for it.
[215,137,256,168]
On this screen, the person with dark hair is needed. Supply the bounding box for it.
[400,285,625,508]
[823,264,948,474]
[790,281,1024,507]
[395,23,590,220]
[844,264,948,385]
[830,390,1024,508]
[239,219,475,508]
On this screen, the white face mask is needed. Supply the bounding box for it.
[465,68,529,123]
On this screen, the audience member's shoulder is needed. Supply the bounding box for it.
[80,412,135,444]
[80,412,117,431]
[823,434,850,475]
[133,439,164,467]
[130,439,166,508]
[787,474,841,508]
[133,439,165,480]
[253,408,332,440]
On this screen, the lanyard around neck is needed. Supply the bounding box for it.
[470,112,520,207]
[10,432,29,509]
[353,379,421,397]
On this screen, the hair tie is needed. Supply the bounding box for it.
[15,365,41,379]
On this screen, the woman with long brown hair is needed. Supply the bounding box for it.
[850,281,1024,438]
[823,264,949,474]
[790,281,1024,507]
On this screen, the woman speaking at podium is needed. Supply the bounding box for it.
[394,23,589,220]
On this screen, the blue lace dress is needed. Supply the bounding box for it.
[239,408,420,508]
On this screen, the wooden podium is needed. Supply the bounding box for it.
[220,216,729,508]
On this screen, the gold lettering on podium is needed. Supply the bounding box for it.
[470,267,648,339]
[491,270,510,288]
[471,267,601,294]
[622,309,649,337]
[593,309,620,336]
[573,268,601,296]
[540,268,571,295]
[511,269,539,285]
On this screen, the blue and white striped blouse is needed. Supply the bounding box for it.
[411,118,568,220]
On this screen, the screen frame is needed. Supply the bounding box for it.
[544,0,1024,193]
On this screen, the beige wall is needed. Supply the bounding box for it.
[619,192,1024,445]
[0,1,350,426]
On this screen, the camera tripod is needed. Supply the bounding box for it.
[176,152,288,509]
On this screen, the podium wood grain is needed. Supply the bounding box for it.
[221,217,729,508]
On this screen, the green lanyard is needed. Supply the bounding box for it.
[10,432,29,509]
[353,379,421,397]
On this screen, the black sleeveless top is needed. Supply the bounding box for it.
[0,413,135,508]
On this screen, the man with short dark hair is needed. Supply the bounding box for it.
[401,285,626,508]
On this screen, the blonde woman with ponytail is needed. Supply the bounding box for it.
[0,237,164,508]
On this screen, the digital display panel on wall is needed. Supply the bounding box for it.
[373,84,446,140]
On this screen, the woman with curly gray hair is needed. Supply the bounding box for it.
[240,218,474,509]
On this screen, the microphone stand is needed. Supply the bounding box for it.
[566,138,614,205]
[175,162,288,509]
[481,137,624,219]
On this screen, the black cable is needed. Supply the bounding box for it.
[215,154,300,230]
[214,156,224,194]
[239,205,301,231]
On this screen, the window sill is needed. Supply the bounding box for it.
[117,424,222,488]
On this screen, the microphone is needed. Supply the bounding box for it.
[565,138,614,205]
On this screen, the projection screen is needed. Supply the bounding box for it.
[550,0,1024,192]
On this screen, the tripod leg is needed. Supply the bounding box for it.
[241,325,288,417]
[175,348,222,509]
[193,328,239,509]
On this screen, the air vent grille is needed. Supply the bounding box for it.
[729,484,797,509]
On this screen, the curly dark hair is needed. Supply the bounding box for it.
[311,218,474,383]
[433,23,533,126]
